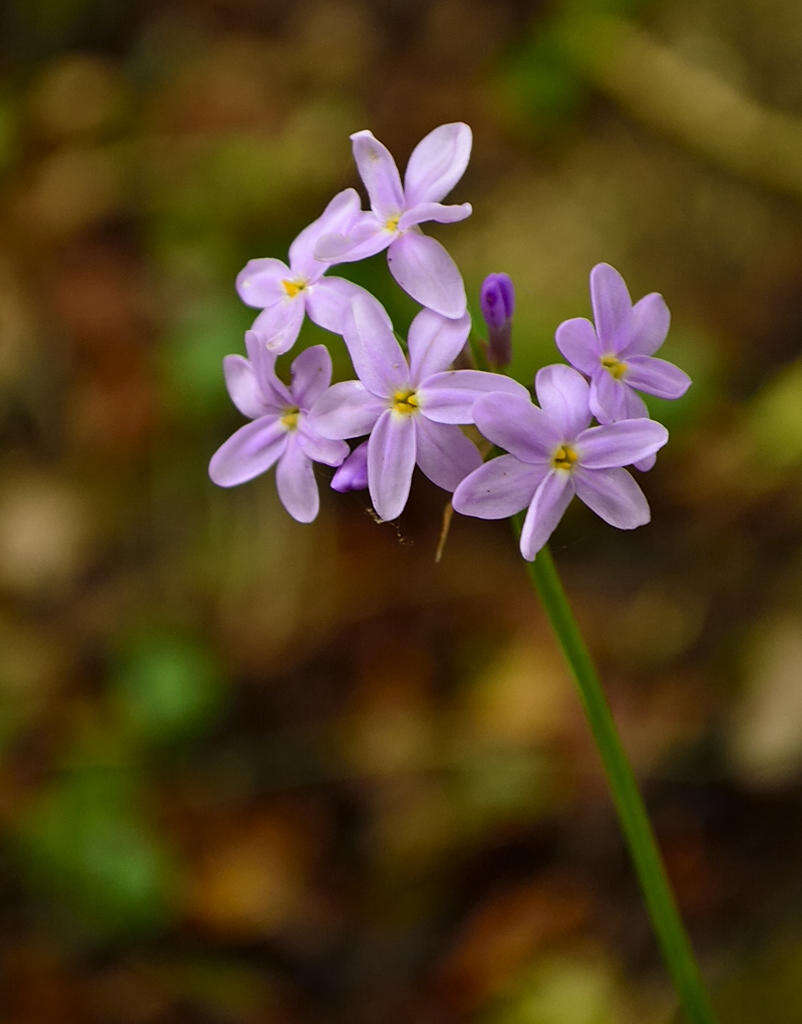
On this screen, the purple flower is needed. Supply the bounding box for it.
[310,295,529,521]
[209,334,348,522]
[452,364,668,560]
[331,441,368,493]
[480,272,515,367]
[236,189,382,356]
[314,124,473,319]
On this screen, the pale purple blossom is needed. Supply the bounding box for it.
[453,364,668,560]
[331,441,368,493]
[236,189,383,356]
[480,272,515,367]
[314,124,473,319]
[209,334,348,522]
[310,295,528,521]
[556,263,689,470]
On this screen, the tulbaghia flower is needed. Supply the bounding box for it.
[331,441,368,493]
[209,334,348,522]
[236,189,382,356]
[311,295,528,521]
[314,124,473,319]
[480,272,515,367]
[453,364,668,560]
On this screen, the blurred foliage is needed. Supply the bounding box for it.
[1,0,802,1021]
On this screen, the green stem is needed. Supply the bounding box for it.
[514,524,718,1024]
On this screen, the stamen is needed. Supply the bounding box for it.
[391,389,419,415]
[384,214,400,232]
[551,444,579,471]
[281,406,300,430]
[601,353,627,380]
[282,279,307,298]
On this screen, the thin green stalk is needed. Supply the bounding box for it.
[514,521,718,1024]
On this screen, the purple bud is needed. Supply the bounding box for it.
[480,273,514,367]
[331,441,368,492]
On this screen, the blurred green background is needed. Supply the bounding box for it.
[2,0,802,1021]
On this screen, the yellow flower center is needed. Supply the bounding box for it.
[391,389,419,416]
[601,353,627,379]
[384,214,401,232]
[282,278,307,298]
[281,406,300,430]
[551,444,579,471]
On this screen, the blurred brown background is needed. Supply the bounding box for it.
[2,0,802,1021]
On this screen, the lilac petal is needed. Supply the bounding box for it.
[407,308,471,384]
[577,419,668,469]
[306,277,361,334]
[520,471,574,561]
[313,213,390,264]
[236,258,290,308]
[623,355,691,399]
[310,381,385,439]
[342,294,408,397]
[398,202,472,230]
[251,298,305,355]
[289,345,332,409]
[590,263,632,351]
[574,466,650,529]
[414,417,482,491]
[288,188,361,280]
[633,453,657,472]
[555,317,601,376]
[387,232,466,319]
[472,392,560,462]
[244,330,292,406]
[209,415,287,488]
[534,364,592,439]
[623,386,648,419]
[589,368,628,423]
[403,122,472,205]
[276,436,319,523]
[222,355,272,419]
[419,370,529,424]
[331,441,368,492]
[351,130,405,220]
[622,292,670,357]
[297,420,348,467]
[452,454,545,520]
[367,410,416,521]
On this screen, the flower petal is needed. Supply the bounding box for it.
[236,258,290,308]
[305,277,361,334]
[577,419,668,469]
[589,368,628,423]
[574,466,650,529]
[297,420,348,466]
[290,345,332,409]
[398,202,472,230]
[555,317,601,376]
[623,386,648,419]
[387,232,466,319]
[313,213,390,264]
[288,188,362,280]
[222,354,272,419]
[403,122,472,204]
[276,435,319,523]
[623,355,691,399]
[342,294,408,396]
[590,263,632,351]
[633,453,657,472]
[351,130,405,219]
[407,308,471,384]
[622,292,670,357]
[244,330,293,406]
[472,391,559,462]
[367,410,416,521]
[519,470,574,561]
[309,381,385,439]
[419,371,529,424]
[331,441,369,492]
[534,364,592,439]
[251,298,305,355]
[453,454,544,520]
[209,416,287,488]
[414,417,481,492]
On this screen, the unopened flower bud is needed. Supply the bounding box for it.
[480,272,514,367]
[331,441,368,492]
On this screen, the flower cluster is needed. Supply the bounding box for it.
[210,124,690,559]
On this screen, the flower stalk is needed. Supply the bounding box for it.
[513,523,718,1024]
